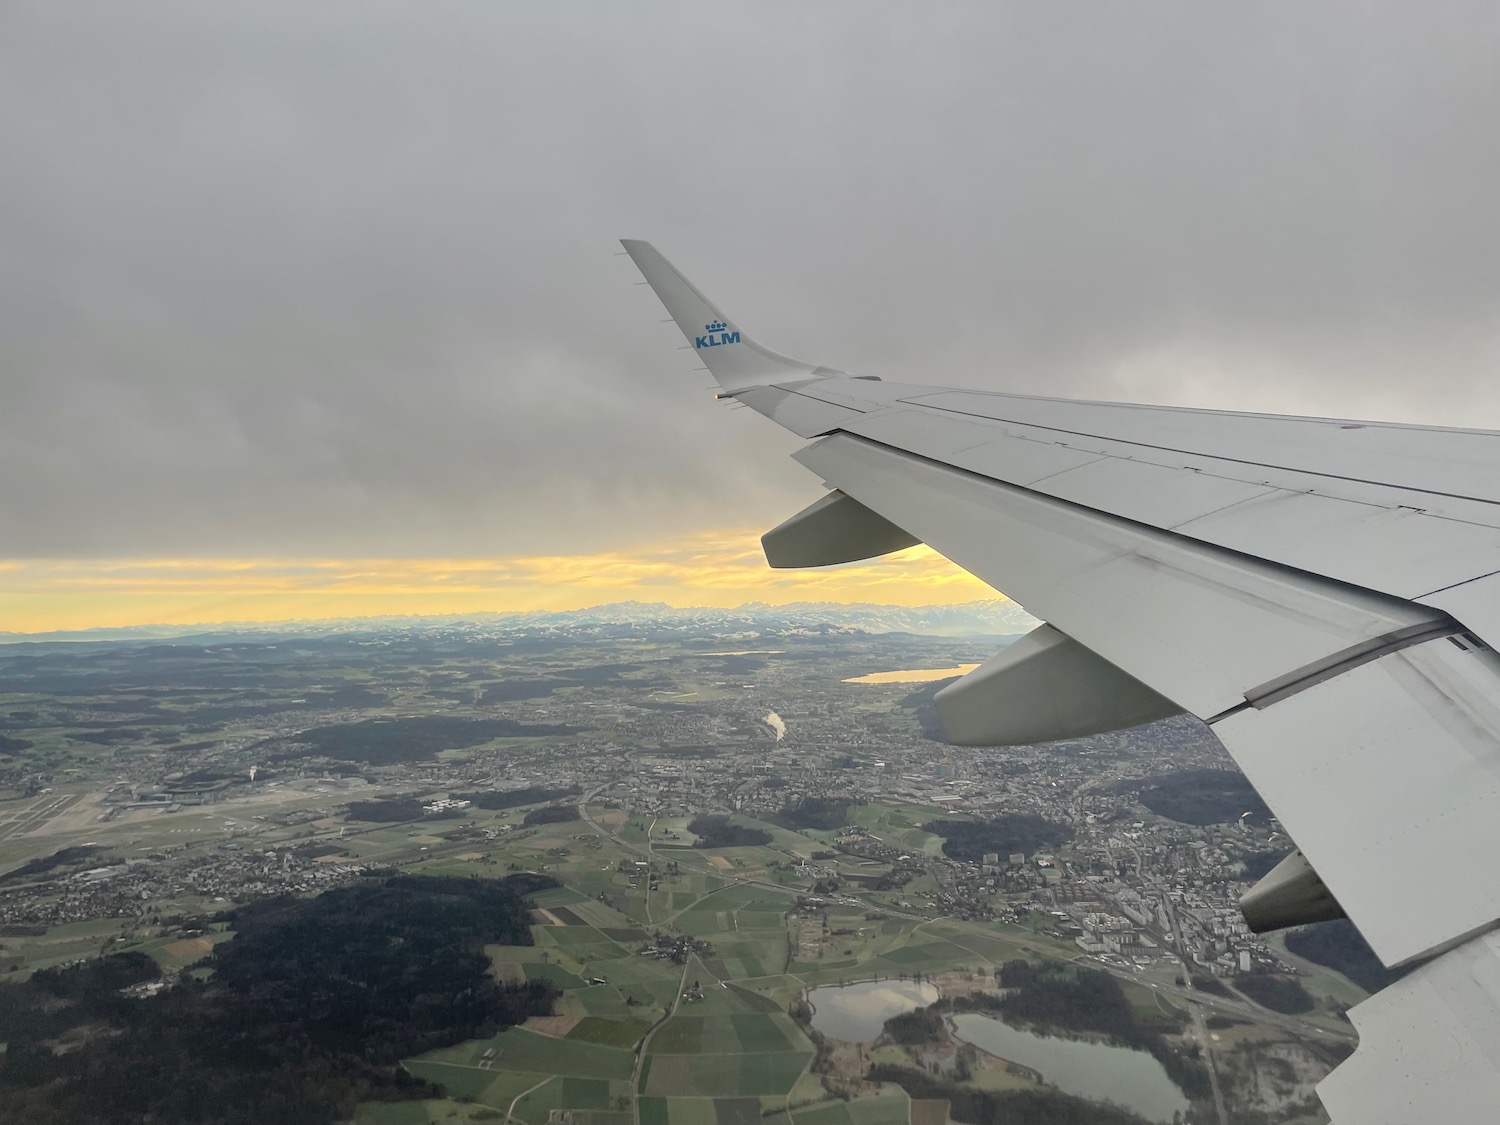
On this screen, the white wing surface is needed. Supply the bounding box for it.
[622,240,1500,1122]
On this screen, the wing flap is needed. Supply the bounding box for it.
[1318,930,1500,1123]
[1215,635,1500,966]
[794,433,1442,719]
[1421,574,1500,650]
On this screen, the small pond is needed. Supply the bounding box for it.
[807,979,940,1042]
[951,1012,1190,1124]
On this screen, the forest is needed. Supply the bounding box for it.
[1190,974,1234,998]
[522,804,580,826]
[1121,768,1272,825]
[923,814,1073,861]
[874,961,1206,1104]
[0,843,103,884]
[0,874,558,1124]
[688,815,773,848]
[771,797,851,831]
[0,950,162,1049]
[479,678,560,702]
[991,961,1185,1036]
[881,1005,945,1045]
[458,785,581,810]
[1232,971,1315,1014]
[1284,918,1409,994]
[985,960,1209,1099]
[287,716,577,764]
[1240,849,1288,881]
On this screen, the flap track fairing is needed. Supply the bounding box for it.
[1240,848,1347,932]
[761,490,921,569]
[934,624,1184,746]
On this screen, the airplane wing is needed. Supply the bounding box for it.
[622,239,1500,1123]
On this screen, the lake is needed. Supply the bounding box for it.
[951,1012,1190,1123]
[807,979,940,1042]
[843,664,980,684]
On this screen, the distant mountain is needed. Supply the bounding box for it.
[0,599,1038,646]
[509,600,1038,637]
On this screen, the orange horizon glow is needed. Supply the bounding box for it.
[0,527,1001,634]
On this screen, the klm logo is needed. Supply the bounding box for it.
[694,320,741,349]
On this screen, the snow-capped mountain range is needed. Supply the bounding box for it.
[0,600,1039,645]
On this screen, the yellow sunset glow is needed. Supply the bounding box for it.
[0,528,999,634]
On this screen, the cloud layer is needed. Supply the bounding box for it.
[3,3,1499,619]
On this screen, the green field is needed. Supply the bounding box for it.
[644,1052,811,1098]
[423,1027,635,1080]
[570,1016,654,1047]
[647,1013,800,1055]
[0,779,1164,1125]
[0,774,1284,1125]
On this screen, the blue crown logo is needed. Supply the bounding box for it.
[693,320,741,349]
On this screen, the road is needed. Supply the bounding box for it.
[1190,1002,1230,1125]
[629,958,692,1125]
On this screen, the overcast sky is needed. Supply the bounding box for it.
[4,2,1500,571]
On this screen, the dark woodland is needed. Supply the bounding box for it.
[687,815,773,848]
[0,874,558,1124]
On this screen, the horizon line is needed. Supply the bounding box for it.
[0,596,1025,641]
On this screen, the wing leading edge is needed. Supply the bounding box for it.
[622,240,1500,1122]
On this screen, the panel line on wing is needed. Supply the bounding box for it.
[903,395,1500,510]
[1418,565,1500,599]
[1016,454,1112,487]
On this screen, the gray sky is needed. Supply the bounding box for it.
[5,1,1500,561]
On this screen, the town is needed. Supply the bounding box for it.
[0,604,1356,1122]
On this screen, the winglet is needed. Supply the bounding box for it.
[620,240,824,391]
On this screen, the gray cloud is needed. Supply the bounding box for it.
[3,2,1499,558]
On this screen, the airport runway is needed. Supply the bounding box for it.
[0,791,84,841]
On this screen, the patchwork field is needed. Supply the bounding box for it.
[358,777,1138,1121]
[351,791,1112,1125]
[0,771,1121,1125]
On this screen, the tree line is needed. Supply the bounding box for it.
[922,815,1073,861]
[877,961,1208,1104]
[688,816,772,848]
[867,1062,1152,1125]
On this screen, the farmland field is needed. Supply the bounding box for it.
[352,791,1125,1125]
